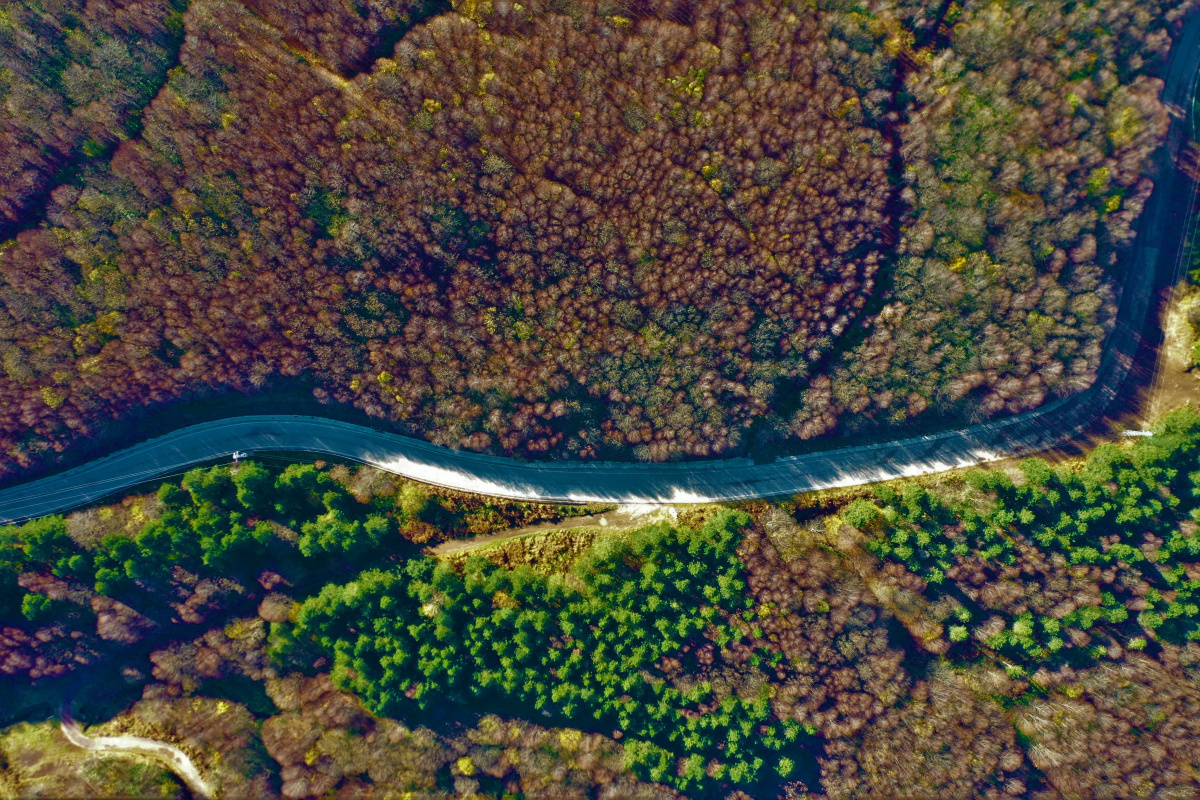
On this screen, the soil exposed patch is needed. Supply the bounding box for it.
[1143,282,1200,422]
[428,504,681,557]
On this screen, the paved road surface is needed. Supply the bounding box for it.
[2,14,1199,523]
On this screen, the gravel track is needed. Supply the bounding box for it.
[59,704,213,799]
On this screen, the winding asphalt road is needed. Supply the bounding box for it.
[2,15,1200,523]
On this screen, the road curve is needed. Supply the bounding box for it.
[2,15,1200,523]
[59,705,214,799]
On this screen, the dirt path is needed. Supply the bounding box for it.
[1144,283,1200,424]
[60,704,213,799]
[428,504,680,556]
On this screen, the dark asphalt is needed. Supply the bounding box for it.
[2,13,1199,523]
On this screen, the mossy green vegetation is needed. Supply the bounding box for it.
[0,720,185,799]
[277,510,806,794]
[0,460,592,623]
[1,462,395,612]
[7,414,1200,796]
[851,407,1200,668]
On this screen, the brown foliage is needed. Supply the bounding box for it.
[0,0,1190,472]
[0,0,891,472]
[1016,651,1200,798]
[149,616,278,690]
[794,0,1191,437]
[822,665,1027,799]
[0,0,182,234]
[91,594,156,643]
[121,689,278,799]
[259,673,676,799]
[734,514,911,750]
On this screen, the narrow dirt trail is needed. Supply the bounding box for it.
[60,705,213,799]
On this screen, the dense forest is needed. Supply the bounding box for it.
[0,457,592,680]
[0,0,1193,477]
[283,408,1200,797]
[3,410,1200,796]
